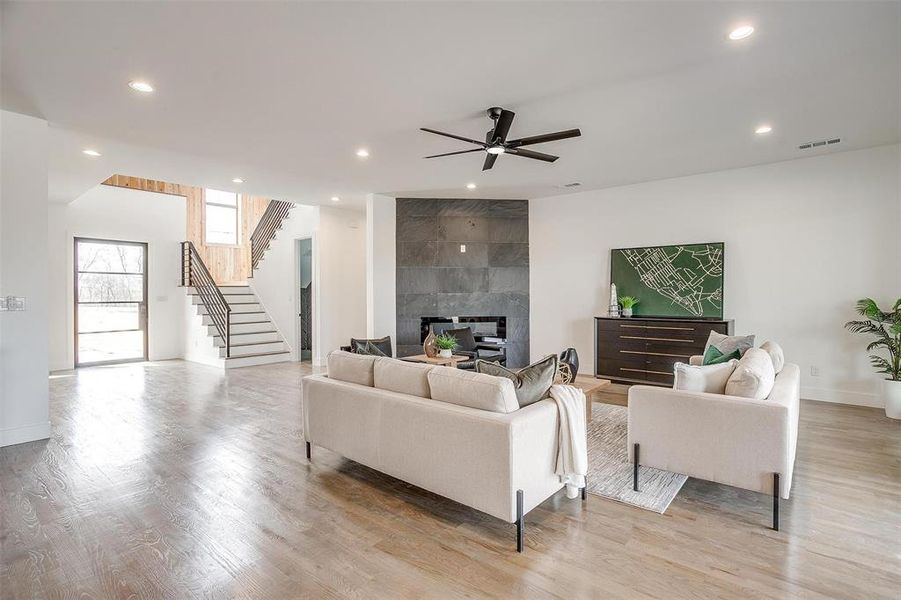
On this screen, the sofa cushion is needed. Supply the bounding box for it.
[760,340,785,374]
[427,367,519,413]
[374,357,433,398]
[327,350,376,386]
[354,340,387,356]
[725,348,776,399]
[673,360,739,394]
[705,331,755,357]
[475,355,557,408]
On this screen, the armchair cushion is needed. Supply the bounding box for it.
[673,359,739,394]
[760,340,785,374]
[444,327,477,352]
[725,348,776,400]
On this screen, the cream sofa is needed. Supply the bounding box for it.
[302,351,576,551]
[627,355,800,530]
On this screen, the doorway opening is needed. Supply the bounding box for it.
[296,238,313,362]
[74,237,148,366]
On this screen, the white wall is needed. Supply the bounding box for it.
[366,194,396,353]
[316,206,367,365]
[0,110,50,447]
[530,144,901,408]
[248,204,318,359]
[47,185,187,371]
[250,204,366,366]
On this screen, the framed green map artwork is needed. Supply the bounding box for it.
[611,242,725,319]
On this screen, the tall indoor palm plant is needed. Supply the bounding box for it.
[845,298,901,418]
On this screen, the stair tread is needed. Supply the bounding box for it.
[214,331,278,337]
[226,341,284,348]
[225,350,290,360]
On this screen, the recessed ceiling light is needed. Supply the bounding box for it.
[331,196,340,202]
[356,148,370,158]
[755,124,773,135]
[466,183,477,190]
[128,80,154,93]
[728,25,755,41]
[232,178,244,184]
[82,149,101,157]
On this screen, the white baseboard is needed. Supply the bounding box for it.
[801,386,882,408]
[1,421,51,448]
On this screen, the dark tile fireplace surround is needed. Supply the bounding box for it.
[395,198,529,367]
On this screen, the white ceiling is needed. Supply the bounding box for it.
[2,1,899,206]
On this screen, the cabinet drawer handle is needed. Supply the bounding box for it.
[620,335,694,343]
[620,324,695,331]
[620,367,674,376]
[620,350,691,358]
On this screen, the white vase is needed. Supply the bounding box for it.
[884,379,901,419]
[438,348,453,358]
[622,308,633,318]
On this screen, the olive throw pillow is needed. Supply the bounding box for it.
[475,355,558,408]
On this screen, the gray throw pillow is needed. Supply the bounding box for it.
[705,331,755,357]
[354,340,387,357]
[475,355,558,408]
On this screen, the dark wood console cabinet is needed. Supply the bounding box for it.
[594,316,734,386]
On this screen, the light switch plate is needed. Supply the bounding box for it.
[8,296,26,311]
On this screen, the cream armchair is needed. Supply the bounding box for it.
[627,356,800,530]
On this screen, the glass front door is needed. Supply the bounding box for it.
[74,238,148,366]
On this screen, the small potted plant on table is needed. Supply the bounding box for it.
[845,298,901,419]
[435,333,458,359]
[620,296,639,318]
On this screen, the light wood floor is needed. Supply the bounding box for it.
[1,361,899,599]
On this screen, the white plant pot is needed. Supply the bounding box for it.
[884,378,901,419]
[438,348,453,358]
[622,308,633,318]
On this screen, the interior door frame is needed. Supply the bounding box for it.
[74,237,149,367]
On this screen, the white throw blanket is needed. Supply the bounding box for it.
[549,384,588,498]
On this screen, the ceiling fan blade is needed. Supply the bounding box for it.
[507,148,559,162]
[507,128,581,147]
[424,148,484,159]
[491,109,516,143]
[420,128,486,147]
[482,153,498,171]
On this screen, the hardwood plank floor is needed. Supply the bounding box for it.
[1,360,899,599]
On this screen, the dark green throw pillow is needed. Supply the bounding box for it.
[476,355,557,408]
[703,345,740,365]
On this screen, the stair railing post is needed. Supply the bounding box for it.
[226,311,231,358]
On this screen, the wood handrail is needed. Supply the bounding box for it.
[250,200,293,272]
[181,241,232,357]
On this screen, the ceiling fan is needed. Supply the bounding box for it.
[421,107,581,171]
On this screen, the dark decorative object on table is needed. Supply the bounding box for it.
[559,347,579,383]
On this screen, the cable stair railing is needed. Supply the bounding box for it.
[250,200,294,273]
[181,241,232,358]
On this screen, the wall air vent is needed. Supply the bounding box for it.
[799,137,841,150]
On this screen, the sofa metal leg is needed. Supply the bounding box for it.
[773,473,780,531]
[305,441,311,461]
[581,477,587,501]
[516,489,524,553]
[633,443,640,492]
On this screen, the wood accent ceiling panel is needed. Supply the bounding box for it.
[103,175,270,285]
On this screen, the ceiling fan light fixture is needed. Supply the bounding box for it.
[486,146,505,155]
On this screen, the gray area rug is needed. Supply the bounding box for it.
[586,402,687,513]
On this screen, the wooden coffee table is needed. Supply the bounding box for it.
[402,354,471,368]
[570,375,612,423]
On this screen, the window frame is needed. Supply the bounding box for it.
[203,188,241,247]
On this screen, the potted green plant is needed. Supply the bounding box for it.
[620,296,639,318]
[845,298,901,419]
[435,333,458,359]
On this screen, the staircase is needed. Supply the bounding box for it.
[182,240,291,369]
[187,285,290,368]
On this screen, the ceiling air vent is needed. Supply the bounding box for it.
[561,182,582,188]
[799,137,841,150]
